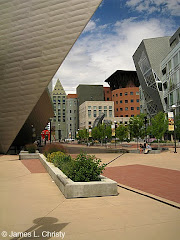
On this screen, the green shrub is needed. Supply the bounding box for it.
[67,153,106,182]
[25,144,37,153]
[47,151,65,163]
[47,151,73,176]
[46,152,106,182]
[43,143,66,157]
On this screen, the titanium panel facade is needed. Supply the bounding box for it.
[0,0,102,153]
[133,37,170,117]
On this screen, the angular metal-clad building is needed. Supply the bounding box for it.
[0,0,102,153]
[133,37,171,117]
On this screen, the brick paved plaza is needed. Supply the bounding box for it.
[0,148,180,240]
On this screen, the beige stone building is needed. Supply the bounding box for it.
[79,101,130,129]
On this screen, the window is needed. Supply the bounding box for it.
[131,99,134,103]
[120,100,122,103]
[131,107,134,110]
[173,53,178,68]
[107,97,109,100]
[104,110,107,117]
[120,108,123,111]
[125,92,128,95]
[125,115,128,117]
[88,110,91,117]
[130,92,133,95]
[116,94,118,97]
[109,109,112,117]
[120,93,122,96]
[136,92,139,95]
[116,101,118,104]
[125,100,128,103]
[58,116,61,121]
[136,99,139,102]
[88,106,91,110]
[116,108,118,111]
[120,115,123,117]
[162,67,166,75]
[109,106,112,109]
[99,106,102,115]
[125,121,128,124]
[70,110,71,113]
[125,107,128,111]
[88,121,91,125]
[131,115,134,117]
[93,109,97,117]
[104,106,107,110]
[137,107,140,110]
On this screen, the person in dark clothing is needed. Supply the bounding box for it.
[143,141,147,150]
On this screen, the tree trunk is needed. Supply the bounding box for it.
[158,139,160,149]
[137,138,138,150]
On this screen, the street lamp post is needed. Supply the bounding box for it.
[172,105,177,153]
[58,123,61,142]
[114,121,117,148]
[144,116,147,143]
[49,119,52,144]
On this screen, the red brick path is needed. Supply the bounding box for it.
[21,159,47,173]
[103,164,180,204]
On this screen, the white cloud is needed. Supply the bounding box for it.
[83,20,96,33]
[126,0,180,16]
[52,17,175,94]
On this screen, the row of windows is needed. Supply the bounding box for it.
[115,99,139,104]
[113,92,139,97]
[53,117,66,122]
[88,106,112,110]
[88,109,112,118]
[116,107,140,111]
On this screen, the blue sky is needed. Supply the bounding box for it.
[52,0,180,94]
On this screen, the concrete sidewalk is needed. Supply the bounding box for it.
[0,153,180,240]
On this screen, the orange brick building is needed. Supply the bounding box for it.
[103,87,112,101]
[105,70,140,117]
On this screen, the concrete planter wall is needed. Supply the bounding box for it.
[19,150,39,159]
[38,154,118,199]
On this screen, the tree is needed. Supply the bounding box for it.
[149,112,168,148]
[78,128,89,142]
[91,124,112,144]
[176,114,180,141]
[116,124,129,147]
[129,114,146,149]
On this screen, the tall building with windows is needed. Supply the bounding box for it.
[133,27,180,116]
[105,70,140,117]
[52,80,66,141]
[160,27,180,115]
[66,94,78,139]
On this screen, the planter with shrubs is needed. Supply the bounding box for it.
[39,151,118,198]
[19,144,39,159]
